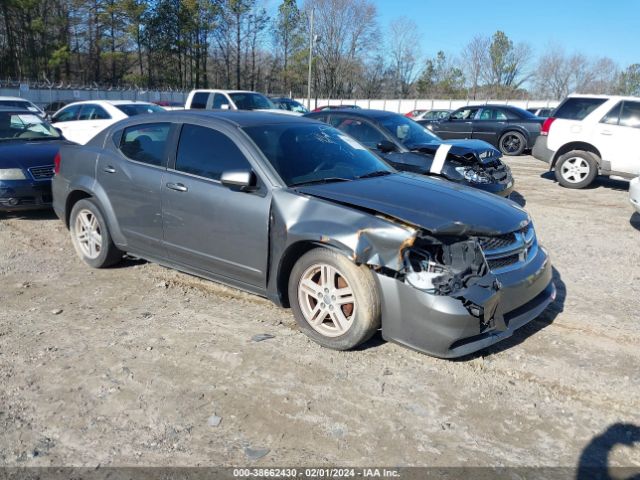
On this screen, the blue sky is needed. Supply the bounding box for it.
[374,0,639,67]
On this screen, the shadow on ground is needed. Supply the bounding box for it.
[540,172,630,192]
[0,209,57,221]
[509,190,526,207]
[576,422,640,480]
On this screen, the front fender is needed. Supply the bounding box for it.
[266,189,417,305]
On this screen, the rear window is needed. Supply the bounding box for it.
[553,98,607,120]
[190,92,210,109]
[116,104,164,116]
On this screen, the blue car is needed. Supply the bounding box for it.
[0,107,72,212]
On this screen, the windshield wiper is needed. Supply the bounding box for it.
[290,177,351,187]
[356,170,393,179]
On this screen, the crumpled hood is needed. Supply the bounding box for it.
[0,140,69,169]
[410,139,502,165]
[295,173,528,235]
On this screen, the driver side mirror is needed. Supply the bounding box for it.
[220,170,257,191]
[376,140,397,153]
[220,104,230,110]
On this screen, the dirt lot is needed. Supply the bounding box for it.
[1,155,639,469]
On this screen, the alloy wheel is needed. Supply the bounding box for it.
[74,209,102,259]
[560,156,590,183]
[297,263,356,337]
[501,134,521,154]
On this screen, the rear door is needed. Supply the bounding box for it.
[161,123,270,288]
[435,107,479,139]
[97,122,173,259]
[593,100,640,175]
[472,107,506,144]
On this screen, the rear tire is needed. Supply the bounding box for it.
[554,150,598,189]
[499,131,526,156]
[288,248,381,350]
[69,198,122,268]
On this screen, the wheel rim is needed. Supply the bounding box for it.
[501,134,521,153]
[297,263,356,337]
[561,157,590,183]
[74,209,102,259]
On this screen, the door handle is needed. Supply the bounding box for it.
[166,182,188,192]
[600,130,613,136]
[103,166,116,173]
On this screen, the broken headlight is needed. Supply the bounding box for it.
[454,166,491,184]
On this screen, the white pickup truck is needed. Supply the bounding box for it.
[533,94,640,188]
[185,89,300,116]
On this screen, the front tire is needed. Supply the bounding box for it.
[554,150,598,189]
[499,131,526,156]
[288,248,381,350]
[69,198,122,268]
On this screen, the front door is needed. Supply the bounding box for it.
[162,123,270,289]
[436,107,479,139]
[593,100,640,176]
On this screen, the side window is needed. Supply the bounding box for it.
[451,108,479,120]
[190,92,210,109]
[52,105,81,122]
[619,101,640,128]
[78,104,111,121]
[175,124,251,180]
[212,93,230,109]
[119,123,171,166]
[329,117,386,148]
[478,109,494,120]
[601,102,622,125]
[496,110,509,120]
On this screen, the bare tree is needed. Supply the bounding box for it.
[304,0,378,98]
[461,35,489,99]
[387,17,420,98]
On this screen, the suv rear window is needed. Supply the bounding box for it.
[553,98,606,120]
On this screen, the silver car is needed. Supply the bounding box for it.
[52,111,555,358]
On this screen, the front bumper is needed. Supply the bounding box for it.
[630,177,640,213]
[0,179,53,212]
[378,245,555,358]
[468,177,514,197]
[532,136,554,165]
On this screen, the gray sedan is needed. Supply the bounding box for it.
[52,111,555,358]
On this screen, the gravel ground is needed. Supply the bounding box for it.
[0,155,639,469]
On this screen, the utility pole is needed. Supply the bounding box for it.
[307,8,314,110]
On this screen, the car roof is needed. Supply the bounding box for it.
[0,96,34,102]
[308,108,399,119]
[567,93,640,102]
[123,110,319,127]
[190,89,264,95]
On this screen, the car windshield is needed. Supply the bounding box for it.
[229,93,275,110]
[0,111,61,141]
[0,100,41,114]
[379,115,441,148]
[116,104,165,116]
[243,123,393,186]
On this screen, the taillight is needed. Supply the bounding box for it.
[541,117,556,136]
[53,152,61,174]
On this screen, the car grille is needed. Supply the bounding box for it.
[28,165,55,180]
[481,162,510,182]
[478,223,537,273]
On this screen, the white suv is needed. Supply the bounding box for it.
[533,94,640,188]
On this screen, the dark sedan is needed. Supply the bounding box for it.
[271,97,309,114]
[305,109,514,196]
[52,111,554,358]
[423,105,544,156]
[0,108,72,212]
